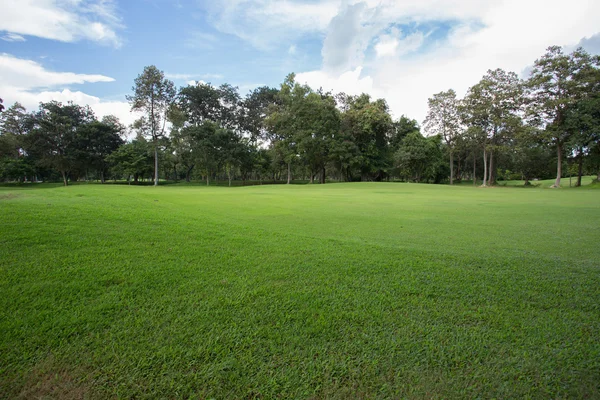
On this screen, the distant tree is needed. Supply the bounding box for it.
[27,101,95,186]
[178,82,241,130]
[75,118,124,183]
[0,102,30,159]
[106,139,153,183]
[564,62,600,186]
[179,121,223,185]
[296,90,340,183]
[526,46,599,187]
[127,65,176,186]
[512,125,555,185]
[329,130,361,182]
[587,140,600,182]
[339,93,393,181]
[216,83,241,130]
[266,74,306,184]
[0,98,4,113]
[424,89,461,184]
[462,69,523,186]
[391,116,420,151]
[395,131,445,183]
[239,86,279,143]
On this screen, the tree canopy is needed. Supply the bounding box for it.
[1,45,599,187]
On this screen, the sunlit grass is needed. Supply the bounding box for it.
[1,182,599,398]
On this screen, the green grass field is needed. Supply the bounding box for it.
[1,182,599,399]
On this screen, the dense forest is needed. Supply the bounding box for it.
[1,46,599,187]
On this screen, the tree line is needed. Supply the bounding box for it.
[1,46,599,187]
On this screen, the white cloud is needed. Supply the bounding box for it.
[288,44,297,55]
[374,28,425,58]
[290,0,600,122]
[0,0,123,47]
[0,54,135,127]
[185,80,209,86]
[296,67,373,95]
[1,33,26,42]
[202,0,340,49]
[200,0,599,121]
[0,53,114,88]
[374,35,398,58]
[166,73,224,81]
[321,2,373,72]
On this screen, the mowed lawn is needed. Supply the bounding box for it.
[1,183,599,399]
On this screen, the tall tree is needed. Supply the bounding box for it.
[239,86,279,143]
[27,101,95,186]
[0,102,30,159]
[462,69,523,186]
[339,94,393,181]
[296,90,340,184]
[106,139,154,184]
[266,74,309,184]
[424,89,461,184]
[75,118,125,183]
[395,131,445,183]
[178,82,241,130]
[526,46,598,187]
[127,66,176,186]
[564,59,600,186]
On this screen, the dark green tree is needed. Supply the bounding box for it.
[127,65,176,186]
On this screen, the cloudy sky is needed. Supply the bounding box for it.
[1,0,599,126]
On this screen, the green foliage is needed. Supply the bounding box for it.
[526,47,600,186]
[2,47,599,188]
[105,138,153,182]
[127,65,176,186]
[339,93,393,181]
[395,132,446,183]
[26,101,95,185]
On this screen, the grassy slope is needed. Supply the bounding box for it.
[1,183,599,399]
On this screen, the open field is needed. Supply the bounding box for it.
[1,182,599,398]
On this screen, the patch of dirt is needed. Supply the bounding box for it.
[18,355,92,400]
[0,193,18,200]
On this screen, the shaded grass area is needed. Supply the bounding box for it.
[1,183,599,398]
[501,175,597,188]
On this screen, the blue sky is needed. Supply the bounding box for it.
[1,0,599,126]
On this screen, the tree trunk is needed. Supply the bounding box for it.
[154,146,159,186]
[100,170,105,184]
[449,152,454,185]
[576,150,583,187]
[488,151,494,185]
[482,148,487,187]
[553,143,562,188]
[320,165,326,184]
[227,165,232,187]
[61,170,68,186]
[472,156,476,186]
[287,161,291,184]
